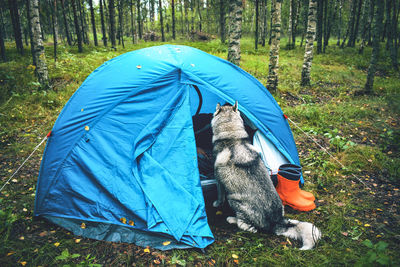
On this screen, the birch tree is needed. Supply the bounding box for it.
[8,0,24,55]
[29,0,49,89]
[266,0,282,92]
[301,0,317,86]
[227,0,243,66]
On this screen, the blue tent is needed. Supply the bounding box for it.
[34,45,302,250]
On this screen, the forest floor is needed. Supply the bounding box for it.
[0,38,399,266]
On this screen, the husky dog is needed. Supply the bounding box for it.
[211,101,321,250]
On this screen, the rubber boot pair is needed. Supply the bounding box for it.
[276,164,316,211]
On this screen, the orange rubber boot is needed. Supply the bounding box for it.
[276,174,316,211]
[278,165,316,201]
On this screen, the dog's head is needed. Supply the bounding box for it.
[211,101,248,142]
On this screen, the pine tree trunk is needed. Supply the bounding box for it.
[316,0,323,54]
[8,0,24,54]
[130,0,136,44]
[71,0,83,52]
[26,0,34,64]
[29,0,49,89]
[351,0,363,46]
[197,0,202,32]
[51,0,58,61]
[89,0,98,46]
[267,0,282,92]
[109,0,117,48]
[255,0,259,50]
[359,0,371,54]
[118,0,124,48]
[300,0,309,48]
[100,0,108,46]
[219,0,226,43]
[389,0,399,70]
[172,0,176,39]
[261,0,268,47]
[227,0,243,66]
[337,0,342,45]
[137,0,142,39]
[0,7,6,62]
[301,0,317,86]
[346,0,357,47]
[158,0,165,41]
[61,0,72,46]
[364,0,384,94]
[77,0,89,44]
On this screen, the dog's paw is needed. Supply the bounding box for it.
[213,200,222,208]
[226,216,237,225]
[237,219,258,233]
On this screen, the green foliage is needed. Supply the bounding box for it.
[356,240,391,266]
[55,249,101,267]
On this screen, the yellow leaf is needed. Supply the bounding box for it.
[120,217,127,224]
[216,211,223,215]
[129,220,134,226]
[81,223,86,229]
[7,251,15,256]
[54,242,60,247]
[144,248,150,253]
[20,262,27,266]
[162,241,171,246]
[75,239,81,243]
[232,254,239,259]
[233,259,239,264]
[19,236,25,240]
[84,126,90,131]
[376,208,383,212]
[364,224,371,227]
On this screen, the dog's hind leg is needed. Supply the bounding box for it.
[237,218,258,233]
[227,216,257,233]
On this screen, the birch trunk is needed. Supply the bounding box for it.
[227,0,243,66]
[267,0,282,92]
[29,0,49,89]
[300,0,317,86]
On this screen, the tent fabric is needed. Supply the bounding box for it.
[34,45,302,250]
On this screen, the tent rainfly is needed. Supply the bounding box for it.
[34,45,303,250]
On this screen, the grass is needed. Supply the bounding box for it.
[0,37,399,266]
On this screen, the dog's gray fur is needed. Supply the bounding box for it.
[211,102,321,250]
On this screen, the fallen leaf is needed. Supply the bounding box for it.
[20,262,27,266]
[7,251,15,256]
[162,241,171,246]
[75,239,81,243]
[153,259,161,264]
[336,202,345,207]
[233,259,239,264]
[19,236,25,240]
[120,217,127,224]
[232,254,239,259]
[39,231,48,237]
[54,242,60,247]
[364,224,371,227]
[216,211,223,215]
[341,232,348,236]
[144,247,150,253]
[129,220,134,226]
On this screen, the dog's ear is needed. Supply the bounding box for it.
[233,101,238,112]
[215,103,221,115]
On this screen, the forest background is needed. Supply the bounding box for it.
[0,0,399,266]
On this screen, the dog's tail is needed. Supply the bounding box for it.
[274,219,321,250]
